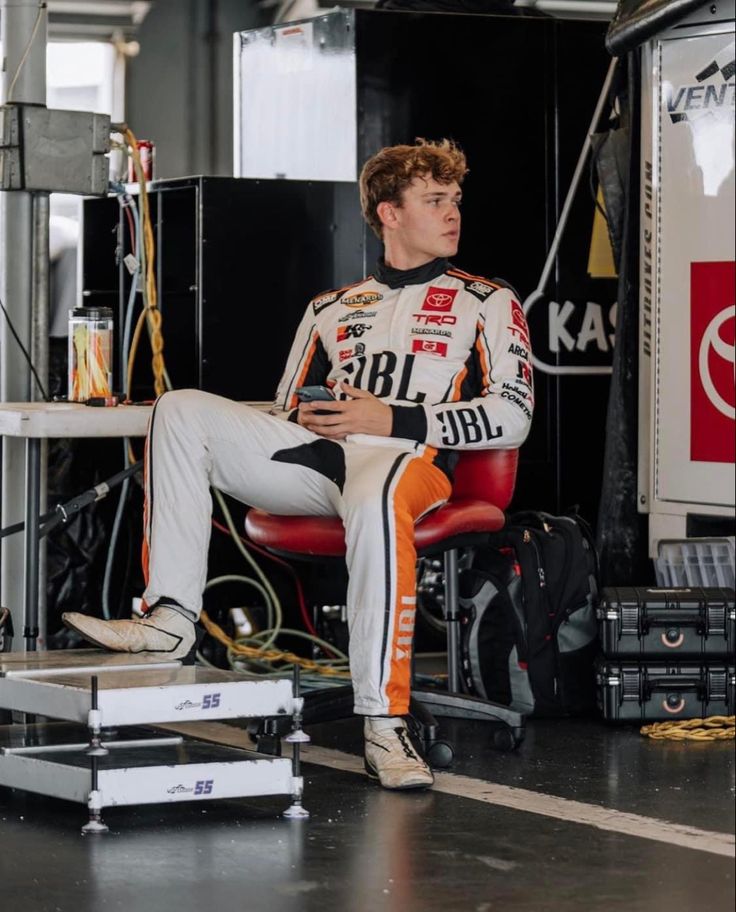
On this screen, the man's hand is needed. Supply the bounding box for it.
[297,384,393,439]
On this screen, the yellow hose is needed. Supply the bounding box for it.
[200,609,351,679]
[640,716,735,741]
[124,127,166,399]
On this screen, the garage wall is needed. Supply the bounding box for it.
[126,0,267,180]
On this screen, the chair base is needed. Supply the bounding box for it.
[411,688,525,752]
[298,685,461,767]
[247,683,526,763]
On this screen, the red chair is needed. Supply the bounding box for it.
[245,448,525,761]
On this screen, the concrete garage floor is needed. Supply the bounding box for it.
[0,715,733,912]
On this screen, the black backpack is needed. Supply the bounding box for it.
[458,511,600,717]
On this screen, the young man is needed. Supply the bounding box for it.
[64,139,534,790]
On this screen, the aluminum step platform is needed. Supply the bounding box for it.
[0,648,180,675]
[0,650,311,831]
[0,649,295,725]
[0,722,295,808]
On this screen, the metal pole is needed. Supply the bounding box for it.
[523,56,619,378]
[444,549,461,693]
[32,192,50,648]
[23,439,40,650]
[31,193,50,396]
[206,0,219,173]
[536,57,618,295]
[0,0,48,644]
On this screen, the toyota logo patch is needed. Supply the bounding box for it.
[421,286,458,312]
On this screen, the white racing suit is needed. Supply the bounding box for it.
[142,258,534,716]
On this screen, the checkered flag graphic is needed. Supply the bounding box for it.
[669,42,735,124]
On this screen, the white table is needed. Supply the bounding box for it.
[0,401,154,439]
[0,401,270,649]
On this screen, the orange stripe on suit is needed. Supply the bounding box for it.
[446,268,501,288]
[288,334,320,409]
[384,448,451,714]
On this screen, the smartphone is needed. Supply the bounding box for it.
[295,385,335,403]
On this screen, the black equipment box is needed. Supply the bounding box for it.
[597,587,735,658]
[596,659,735,723]
[82,177,364,401]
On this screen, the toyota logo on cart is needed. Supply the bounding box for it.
[691,261,735,463]
[699,306,735,421]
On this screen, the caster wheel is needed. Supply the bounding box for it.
[490,727,518,752]
[426,740,454,768]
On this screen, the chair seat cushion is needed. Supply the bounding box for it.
[245,499,505,558]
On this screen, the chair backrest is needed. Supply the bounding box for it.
[450,448,518,511]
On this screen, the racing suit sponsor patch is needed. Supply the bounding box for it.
[339,343,366,362]
[337,323,371,341]
[508,342,528,358]
[338,309,377,322]
[508,299,531,347]
[501,389,533,418]
[502,380,533,400]
[411,328,452,338]
[312,291,339,315]
[421,287,457,312]
[413,313,457,325]
[468,281,493,296]
[343,292,383,308]
[516,360,533,385]
[412,339,448,357]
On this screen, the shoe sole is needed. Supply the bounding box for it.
[62,616,197,664]
[364,758,434,791]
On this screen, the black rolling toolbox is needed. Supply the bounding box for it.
[596,659,736,722]
[597,587,735,658]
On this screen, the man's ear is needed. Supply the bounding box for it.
[376,200,398,232]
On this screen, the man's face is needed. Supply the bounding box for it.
[382,175,462,266]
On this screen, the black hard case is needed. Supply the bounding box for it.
[597,587,735,658]
[596,659,735,722]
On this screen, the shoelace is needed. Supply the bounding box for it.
[396,728,421,761]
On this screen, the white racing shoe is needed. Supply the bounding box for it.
[62,605,196,662]
[364,716,434,790]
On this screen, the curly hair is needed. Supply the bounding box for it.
[359,138,468,239]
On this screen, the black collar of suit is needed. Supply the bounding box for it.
[374,256,449,289]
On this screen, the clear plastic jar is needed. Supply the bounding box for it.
[68,306,113,401]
